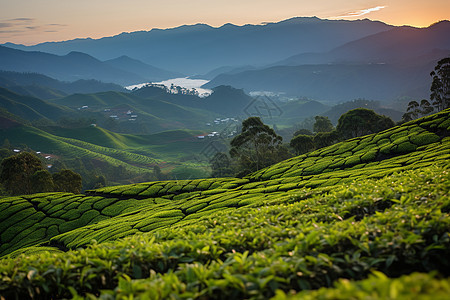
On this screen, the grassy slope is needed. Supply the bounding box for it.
[41,125,207,158]
[50,91,212,132]
[0,87,72,121]
[0,109,449,298]
[0,123,209,170]
[0,124,160,171]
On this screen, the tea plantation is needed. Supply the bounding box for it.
[0,109,449,299]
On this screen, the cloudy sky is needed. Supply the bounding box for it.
[1,0,449,45]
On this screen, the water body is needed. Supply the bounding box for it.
[126,77,212,97]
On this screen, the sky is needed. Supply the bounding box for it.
[1,0,449,45]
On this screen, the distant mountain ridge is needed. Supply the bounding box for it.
[103,56,184,81]
[0,46,180,86]
[3,17,394,74]
[277,20,450,66]
[204,21,450,102]
[0,71,125,99]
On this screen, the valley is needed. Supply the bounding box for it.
[0,11,449,299]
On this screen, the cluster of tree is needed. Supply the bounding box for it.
[0,152,82,195]
[210,110,395,177]
[403,57,450,121]
[290,109,395,155]
[210,117,291,178]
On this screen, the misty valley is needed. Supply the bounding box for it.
[0,16,449,299]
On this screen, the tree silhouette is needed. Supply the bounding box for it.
[230,117,286,176]
[430,57,450,112]
[313,116,333,133]
[403,57,450,121]
[53,169,82,194]
[210,152,234,178]
[290,134,315,155]
[337,108,394,139]
[0,152,44,195]
[31,170,55,193]
[293,128,313,137]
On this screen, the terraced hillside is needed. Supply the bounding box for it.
[0,120,211,182]
[0,109,449,298]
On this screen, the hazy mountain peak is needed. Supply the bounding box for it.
[65,51,96,58]
[2,17,395,74]
[428,20,450,29]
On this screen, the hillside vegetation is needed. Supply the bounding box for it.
[0,109,449,298]
[0,122,210,183]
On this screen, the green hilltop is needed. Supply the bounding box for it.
[0,87,73,121]
[49,90,212,133]
[0,121,209,182]
[0,109,449,298]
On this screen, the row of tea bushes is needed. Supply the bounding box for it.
[0,165,448,298]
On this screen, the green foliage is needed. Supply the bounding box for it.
[293,128,313,136]
[290,134,315,155]
[273,272,450,299]
[53,169,82,194]
[312,130,340,149]
[410,132,440,146]
[336,108,395,139]
[0,165,449,298]
[230,117,289,176]
[210,152,235,178]
[0,110,449,298]
[30,169,54,193]
[430,56,450,112]
[313,115,333,133]
[0,151,44,195]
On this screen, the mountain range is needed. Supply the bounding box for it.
[1,17,449,103]
[0,46,180,86]
[0,70,126,99]
[203,21,450,102]
[3,17,393,74]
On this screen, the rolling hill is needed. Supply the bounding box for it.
[0,87,73,121]
[203,60,438,102]
[50,90,212,133]
[0,70,126,99]
[0,108,449,298]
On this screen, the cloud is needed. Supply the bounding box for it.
[0,23,13,28]
[333,6,387,18]
[0,30,24,34]
[9,18,34,22]
[0,18,67,36]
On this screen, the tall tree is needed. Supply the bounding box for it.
[53,169,82,194]
[336,108,394,139]
[313,130,341,149]
[0,152,44,195]
[313,116,334,133]
[31,170,55,193]
[210,152,234,178]
[430,57,450,112]
[230,117,286,176]
[290,134,315,155]
[293,128,313,137]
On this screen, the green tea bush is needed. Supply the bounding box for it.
[0,110,449,298]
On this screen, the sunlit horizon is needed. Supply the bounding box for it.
[1,0,449,45]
